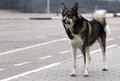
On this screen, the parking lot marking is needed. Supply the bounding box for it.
[14,61,31,66]
[107,38,114,41]
[0,38,68,56]
[90,44,118,54]
[59,50,70,54]
[39,56,53,60]
[0,69,5,71]
[0,37,117,56]
[0,63,61,81]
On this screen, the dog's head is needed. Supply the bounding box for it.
[61,2,80,29]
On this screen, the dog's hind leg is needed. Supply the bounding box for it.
[87,47,91,64]
[70,45,77,76]
[98,36,108,71]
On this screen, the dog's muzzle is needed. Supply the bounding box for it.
[62,19,71,25]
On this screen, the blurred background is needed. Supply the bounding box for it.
[0,0,120,13]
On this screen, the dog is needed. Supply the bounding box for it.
[61,2,110,77]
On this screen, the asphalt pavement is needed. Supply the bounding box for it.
[0,10,120,81]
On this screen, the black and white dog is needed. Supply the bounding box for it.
[61,3,110,77]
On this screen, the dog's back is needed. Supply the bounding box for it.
[87,19,104,46]
[86,9,110,45]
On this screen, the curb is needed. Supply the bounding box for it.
[29,18,52,20]
[29,13,120,20]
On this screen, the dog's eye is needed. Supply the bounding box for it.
[68,15,72,18]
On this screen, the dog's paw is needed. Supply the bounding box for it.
[103,68,108,71]
[83,74,89,77]
[70,72,77,77]
[83,73,89,77]
[70,74,76,77]
[83,71,89,77]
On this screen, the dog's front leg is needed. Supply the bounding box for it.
[82,47,90,77]
[70,44,77,76]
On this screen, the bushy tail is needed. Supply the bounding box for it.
[93,9,106,24]
[93,9,110,34]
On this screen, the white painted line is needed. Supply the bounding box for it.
[90,44,118,54]
[0,69,5,71]
[107,38,114,41]
[0,38,68,56]
[59,50,70,54]
[39,56,53,60]
[76,44,118,58]
[90,49,101,54]
[106,44,118,49]
[14,61,31,66]
[0,63,61,81]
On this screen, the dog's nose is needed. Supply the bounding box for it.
[62,19,65,23]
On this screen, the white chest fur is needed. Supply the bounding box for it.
[70,34,83,48]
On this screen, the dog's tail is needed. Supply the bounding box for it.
[93,9,111,34]
[93,9,106,24]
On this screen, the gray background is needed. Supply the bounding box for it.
[0,0,120,13]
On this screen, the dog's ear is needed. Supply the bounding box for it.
[61,3,67,13]
[72,2,79,12]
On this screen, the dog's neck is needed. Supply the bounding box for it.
[72,15,85,34]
